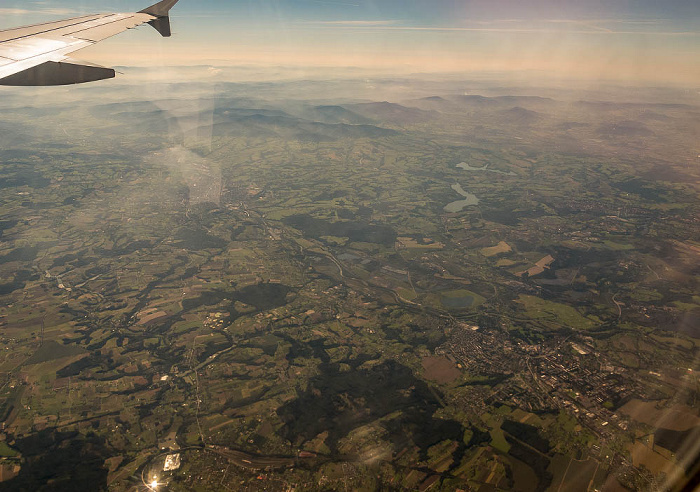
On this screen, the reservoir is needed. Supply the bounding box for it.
[444,183,479,212]
[457,161,516,176]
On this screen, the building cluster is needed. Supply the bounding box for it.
[439,326,645,440]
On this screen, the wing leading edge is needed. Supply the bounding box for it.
[0,0,180,86]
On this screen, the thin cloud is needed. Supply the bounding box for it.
[304,23,698,37]
[543,19,666,33]
[0,7,78,16]
[545,19,614,33]
[301,0,360,6]
[544,19,661,25]
[460,18,668,34]
[305,20,401,26]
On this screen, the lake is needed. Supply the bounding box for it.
[444,183,480,213]
[457,161,516,176]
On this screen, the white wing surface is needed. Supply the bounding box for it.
[0,0,180,86]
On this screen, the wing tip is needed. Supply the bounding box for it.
[148,17,172,37]
[139,0,180,18]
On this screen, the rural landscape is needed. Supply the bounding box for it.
[0,72,698,491]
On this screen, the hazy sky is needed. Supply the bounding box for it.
[1,0,699,84]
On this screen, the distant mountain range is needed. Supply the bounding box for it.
[91,101,399,141]
[407,94,555,113]
[343,101,438,124]
[85,91,698,144]
[209,113,398,141]
[298,105,374,125]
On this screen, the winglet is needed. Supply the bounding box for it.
[139,0,179,17]
[139,0,179,37]
[148,16,172,37]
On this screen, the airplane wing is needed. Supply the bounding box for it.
[0,0,180,86]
